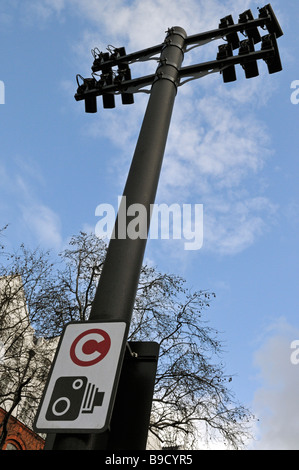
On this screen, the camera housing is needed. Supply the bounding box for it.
[46,376,104,421]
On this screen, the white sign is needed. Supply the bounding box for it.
[34,321,127,433]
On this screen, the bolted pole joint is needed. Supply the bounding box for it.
[153,26,186,94]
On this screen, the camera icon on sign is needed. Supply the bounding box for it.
[46,376,104,421]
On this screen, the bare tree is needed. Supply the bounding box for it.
[0,229,254,449]
[0,348,35,449]
[0,232,58,449]
[127,264,253,449]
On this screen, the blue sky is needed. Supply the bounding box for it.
[1,0,299,449]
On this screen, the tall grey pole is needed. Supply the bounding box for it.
[49,26,186,450]
[89,26,186,325]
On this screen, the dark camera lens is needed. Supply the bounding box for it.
[51,397,71,416]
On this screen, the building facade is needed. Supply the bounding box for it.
[0,407,44,450]
[0,275,58,450]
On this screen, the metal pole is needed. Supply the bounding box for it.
[49,26,186,450]
[89,26,186,325]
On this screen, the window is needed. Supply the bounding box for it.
[3,439,24,450]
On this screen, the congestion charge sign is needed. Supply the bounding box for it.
[34,321,127,433]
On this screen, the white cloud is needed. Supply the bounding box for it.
[68,0,255,48]
[0,158,64,251]
[157,83,276,254]
[251,318,299,450]
[202,203,270,255]
[26,0,65,21]
[16,174,63,250]
[165,91,270,188]
[21,203,63,251]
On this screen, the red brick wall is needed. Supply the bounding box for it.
[0,407,45,450]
